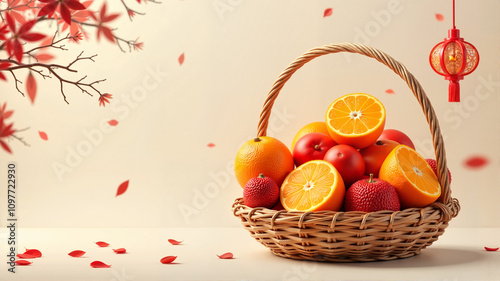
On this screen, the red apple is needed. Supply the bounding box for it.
[324,144,365,187]
[378,129,415,149]
[293,133,336,166]
[359,139,399,177]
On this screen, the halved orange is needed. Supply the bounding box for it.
[280,160,345,212]
[379,145,441,209]
[325,93,386,149]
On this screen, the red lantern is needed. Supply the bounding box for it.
[429,0,479,102]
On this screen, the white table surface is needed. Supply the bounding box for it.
[1,227,499,281]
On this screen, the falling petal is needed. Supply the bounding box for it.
[464,156,489,169]
[385,89,395,94]
[113,248,127,254]
[207,143,215,148]
[217,252,234,259]
[108,119,118,126]
[17,253,37,259]
[168,239,183,245]
[435,13,444,21]
[39,131,48,141]
[323,8,333,18]
[96,241,110,247]
[116,180,129,197]
[160,256,177,264]
[90,261,111,268]
[23,249,42,258]
[15,260,32,265]
[178,53,185,65]
[484,247,499,252]
[68,250,86,257]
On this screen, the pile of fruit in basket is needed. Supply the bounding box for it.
[235,93,451,212]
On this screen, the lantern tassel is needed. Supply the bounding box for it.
[449,80,460,102]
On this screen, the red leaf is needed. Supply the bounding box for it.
[15,260,32,265]
[116,180,129,197]
[60,4,72,25]
[96,241,109,247]
[65,0,87,10]
[435,13,444,21]
[484,247,499,252]
[0,140,12,154]
[38,2,59,17]
[6,12,16,32]
[90,261,111,268]
[20,32,46,42]
[217,252,234,259]
[18,19,36,35]
[464,156,489,169]
[35,53,55,62]
[23,249,42,258]
[178,53,185,65]
[107,119,118,126]
[17,253,37,259]
[207,143,215,148]
[101,26,115,42]
[68,250,86,257]
[168,239,183,245]
[113,248,127,254]
[160,256,177,264]
[385,89,395,94]
[323,8,333,18]
[13,39,24,62]
[38,131,48,141]
[26,73,37,104]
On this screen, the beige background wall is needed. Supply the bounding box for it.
[1,0,499,228]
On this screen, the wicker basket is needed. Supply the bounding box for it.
[232,42,460,262]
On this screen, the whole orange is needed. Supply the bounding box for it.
[234,136,294,188]
[290,121,329,151]
[359,139,399,177]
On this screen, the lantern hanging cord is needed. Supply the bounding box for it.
[452,0,456,28]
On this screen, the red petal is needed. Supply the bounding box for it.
[101,26,115,42]
[26,73,37,104]
[95,241,109,247]
[116,180,129,197]
[113,248,127,254]
[90,261,111,268]
[0,140,12,154]
[484,247,499,252]
[6,12,16,32]
[68,250,86,257]
[20,32,46,42]
[65,0,86,10]
[323,8,333,18]
[435,13,444,21]
[107,119,118,126]
[0,72,6,81]
[17,253,37,259]
[15,260,32,265]
[60,5,72,25]
[178,53,185,65]
[168,239,183,245]
[23,249,42,258]
[207,143,215,148]
[160,256,177,264]
[13,39,24,62]
[38,131,48,141]
[464,156,489,169]
[38,2,59,17]
[217,252,234,259]
[385,89,395,94]
[18,19,36,35]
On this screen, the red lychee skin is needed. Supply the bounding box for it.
[426,159,452,184]
[344,175,400,212]
[243,173,280,208]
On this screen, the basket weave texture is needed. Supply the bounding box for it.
[232,42,460,262]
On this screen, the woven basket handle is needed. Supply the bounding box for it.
[257,42,451,205]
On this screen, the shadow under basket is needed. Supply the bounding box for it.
[231,42,460,262]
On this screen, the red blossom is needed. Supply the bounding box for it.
[0,102,16,153]
[98,93,112,107]
[3,13,46,62]
[89,3,120,42]
[133,38,144,51]
[38,0,87,25]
